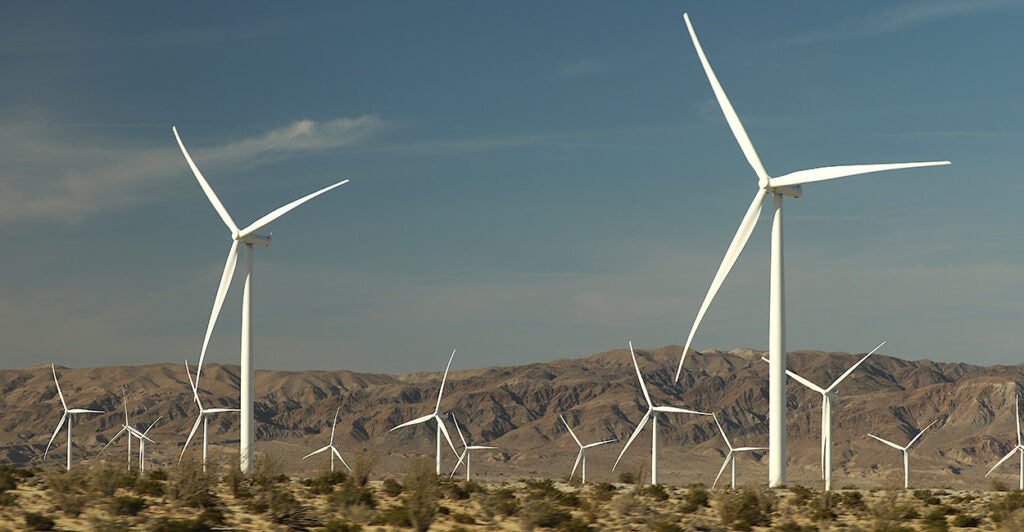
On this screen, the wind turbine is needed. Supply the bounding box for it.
[180,360,240,472]
[44,364,104,470]
[614,342,712,485]
[986,394,1024,490]
[137,417,161,473]
[868,419,938,489]
[674,13,950,487]
[173,126,349,473]
[449,413,498,481]
[303,407,351,473]
[99,387,157,472]
[711,413,767,490]
[771,341,885,491]
[390,349,459,476]
[559,414,616,484]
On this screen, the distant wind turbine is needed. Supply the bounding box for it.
[137,417,161,473]
[986,394,1024,490]
[449,413,498,481]
[99,387,158,472]
[180,360,240,472]
[712,414,767,490]
[390,349,459,475]
[303,407,351,473]
[675,12,950,488]
[868,419,938,489]
[173,126,349,473]
[614,342,712,485]
[560,414,616,484]
[45,364,104,470]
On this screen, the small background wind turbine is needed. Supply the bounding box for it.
[99,387,157,472]
[45,364,104,470]
[614,342,712,485]
[173,126,349,473]
[986,393,1024,490]
[303,407,351,473]
[712,413,767,490]
[390,349,459,475]
[868,419,938,489]
[136,418,161,473]
[560,414,616,484]
[449,413,498,481]
[675,13,949,487]
[180,360,240,472]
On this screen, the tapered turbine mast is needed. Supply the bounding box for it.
[868,419,938,489]
[173,126,349,473]
[712,414,767,490]
[44,364,104,470]
[674,13,950,487]
[560,414,616,484]
[180,360,240,472]
[303,407,351,473]
[390,349,460,475]
[614,342,712,485]
[99,387,158,472]
[449,413,498,481]
[986,394,1024,490]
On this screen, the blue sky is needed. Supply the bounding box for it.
[1,1,1022,373]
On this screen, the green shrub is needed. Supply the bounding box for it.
[810,493,837,522]
[617,471,637,484]
[93,464,137,497]
[168,459,218,509]
[922,508,949,532]
[403,458,441,532]
[990,490,1024,523]
[112,495,148,516]
[147,468,169,481]
[951,513,981,527]
[774,521,816,532]
[482,485,519,518]
[716,487,774,531]
[319,519,363,532]
[839,489,866,511]
[304,470,347,495]
[24,511,56,531]
[641,483,669,501]
[592,482,616,503]
[45,467,89,517]
[382,477,403,497]
[452,511,476,524]
[134,477,165,497]
[521,500,573,529]
[330,482,376,508]
[787,484,813,506]
[680,484,709,513]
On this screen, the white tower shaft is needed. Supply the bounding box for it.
[66,416,72,471]
[240,243,255,473]
[768,193,786,487]
[651,412,658,485]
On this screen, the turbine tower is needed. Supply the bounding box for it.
[712,413,767,490]
[180,360,240,472]
[449,413,498,481]
[614,342,712,485]
[674,13,950,487]
[775,341,885,491]
[173,126,349,473]
[303,407,351,473]
[986,394,1024,490]
[45,364,104,470]
[868,419,938,489]
[560,414,616,484]
[390,349,459,475]
[99,387,158,472]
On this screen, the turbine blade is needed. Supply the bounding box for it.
[613,410,651,471]
[713,452,733,490]
[469,446,498,450]
[583,439,618,449]
[629,342,652,408]
[571,450,584,479]
[303,445,331,460]
[68,409,104,414]
[907,419,938,449]
[390,413,434,431]
[143,416,162,435]
[184,360,202,409]
[868,433,904,451]
[205,408,241,413]
[333,447,352,472]
[100,427,128,455]
[172,126,239,233]
[51,364,67,410]
[713,413,732,451]
[238,179,349,238]
[451,413,468,449]
[122,386,129,426]
[676,188,768,381]
[44,412,68,459]
[828,341,885,391]
[770,161,950,188]
[197,240,239,383]
[434,349,457,415]
[330,408,340,446]
[734,447,768,452]
[786,370,826,394]
[560,415,583,447]
[1017,394,1021,447]
[683,13,770,182]
[179,414,204,464]
[987,447,1020,477]
[436,416,459,456]
[451,450,467,477]
[654,406,712,416]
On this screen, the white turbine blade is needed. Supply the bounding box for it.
[143,416,162,436]
[330,408,340,446]
[68,408,103,414]
[434,349,457,415]
[332,447,352,472]
[583,439,617,449]
[44,412,68,458]
[613,410,651,471]
[51,364,67,410]
[713,414,732,450]
[654,406,711,416]
[172,126,239,233]
[735,446,768,452]
[451,413,468,449]
[303,445,331,460]
[390,413,434,432]
[713,451,733,490]
[126,426,146,439]
[1017,394,1021,447]
[987,446,1022,477]
[99,427,128,455]
[184,360,202,408]
[628,342,652,407]
[238,179,349,238]
[771,161,950,188]
[468,445,498,451]
[786,370,826,394]
[560,415,583,448]
[205,408,241,414]
[828,341,886,391]
[436,416,459,456]
[907,419,938,449]
[676,188,768,381]
[451,450,467,477]
[179,414,204,463]
[197,240,239,381]
[136,433,156,444]
[122,387,129,426]
[570,450,584,479]
[868,433,904,451]
[683,13,770,183]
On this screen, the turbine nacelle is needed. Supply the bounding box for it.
[239,233,272,247]
[768,183,802,198]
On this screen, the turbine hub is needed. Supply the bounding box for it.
[770,184,803,198]
[240,234,272,247]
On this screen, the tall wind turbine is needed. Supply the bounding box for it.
[44,364,104,470]
[99,387,157,472]
[712,413,767,490]
[390,349,459,475]
[560,414,616,484]
[173,126,349,473]
[986,394,1024,490]
[674,13,950,487]
[303,407,351,473]
[775,341,885,491]
[614,342,712,485]
[137,417,161,473]
[868,419,938,489]
[180,360,240,472]
[449,413,498,481]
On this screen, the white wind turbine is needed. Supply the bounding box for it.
[449,413,498,481]
[173,126,349,473]
[560,414,616,484]
[674,13,950,487]
[712,413,767,490]
[180,360,240,472]
[771,341,885,491]
[303,407,351,473]
[868,419,938,489]
[614,342,712,485]
[986,394,1024,490]
[99,387,158,472]
[390,349,459,475]
[136,418,161,473]
[44,364,104,470]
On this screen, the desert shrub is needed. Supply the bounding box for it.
[222,464,248,498]
[810,493,837,521]
[990,490,1024,523]
[525,477,580,508]
[168,459,218,509]
[93,464,138,497]
[251,455,288,492]
[134,476,165,497]
[951,513,981,527]
[319,519,363,531]
[592,482,616,502]
[647,521,683,532]
[0,491,16,506]
[44,467,90,516]
[991,479,1010,492]
[840,489,867,511]
[641,483,669,501]
[521,500,573,529]
[402,458,441,532]
[452,511,476,524]
[149,511,225,532]
[774,521,816,532]
[304,470,348,495]
[372,505,412,526]
[111,494,148,516]
[0,462,30,492]
[915,489,941,506]
[348,454,376,487]
[617,470,637,484]
[611,492,641,516]
[717,487,774,531]
[482,485,519,517]
[266,487,319,529]
[441,477,471,500]
[680,483,709,513]
[24,511,56,531]
[870,490,918,531]
[382,477,403,497]
[147,468,168,481]
[922,508,950,532]
[787,484,813,506]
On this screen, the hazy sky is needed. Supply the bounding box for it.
[2,2,1022,373]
